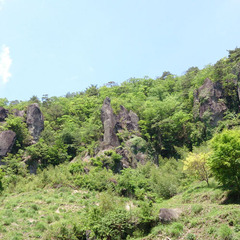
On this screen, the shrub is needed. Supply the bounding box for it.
[186,233,196,240]
[43,221,85,240]
[74,168,116,191]
[69,162,84,175]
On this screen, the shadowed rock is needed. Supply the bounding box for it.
[100,97,146,170]
[101,97,119,149]
[13,109,25,118]
[0,130,16,163]
[116,105,139,133]
[0,107,8,122]
[194,78,227,126]
[26,103,44,143]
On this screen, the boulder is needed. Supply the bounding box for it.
[101,97,119,149]
[193,78,227,126]
[159,208,181,222]
[26,103,44,143]
[0,130,16,162]
[0,107,8,121]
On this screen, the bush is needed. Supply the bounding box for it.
[150,158,183,199]
[209,129,240,191]
[74,168,116,191]
[43,221,85,240]
[86,208,133,239]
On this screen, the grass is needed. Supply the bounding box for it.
[0,177,240,239]
[0,187,94,239]
[137,180,240,240]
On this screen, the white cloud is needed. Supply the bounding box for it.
[0,0,5,10]
[0,45,12,84]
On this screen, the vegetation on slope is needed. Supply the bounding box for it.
[0,48,240,239]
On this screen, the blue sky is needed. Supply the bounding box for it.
[0,0,240,101]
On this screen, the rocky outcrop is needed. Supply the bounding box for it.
[26,103,44,143]
[13,109,25,118]
[0,130,16,162]
[101,97,119,149]
[100,97,147,170]
[116,136,147,169]
[193,78,227,126]
[0,107,8,122]
[116,105,139,133]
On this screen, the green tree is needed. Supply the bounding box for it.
[209,129,240,191]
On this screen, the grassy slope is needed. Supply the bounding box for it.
[142,181,240,240]
[0,180,240,240]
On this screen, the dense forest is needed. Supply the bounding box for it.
[0,48,240,239]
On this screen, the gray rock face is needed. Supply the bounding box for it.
[0,107,8,121]
[13,109,25,118]
[194,78,227,126]
[0,130,16,159]
[100,97,146,170]
[101,97,119,149]
[26,103,44,143]
[159,208,181,222]
[116,105,139,133]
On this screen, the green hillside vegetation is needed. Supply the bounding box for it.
[0,48,240,239]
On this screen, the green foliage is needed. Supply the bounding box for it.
[68,161,84,175]
[43,221,85,240]
[186,233,196,240]
[26,139,71,168]
[151,158,183,199]
[4,116,31,152]
[209,129,240,191]
[74,168,116,191]
[0,168,5,191]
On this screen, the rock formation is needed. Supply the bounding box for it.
[194,78,227,126]
[13,109,25,118]
[115,105,139,133]
[101,97,119,149]
[100,97,147,170]
[0,130,16,163]
[0,107,8,122]
[26,103,44,143]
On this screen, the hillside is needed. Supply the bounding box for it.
[0,48,240,239]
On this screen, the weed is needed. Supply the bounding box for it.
[31,204,39,211]
[219,224,233,240]
[186,233,196,240]
[191,204,203,214]
[169,222,183,237]
[208,226,216,234]
[35,221,47,231]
